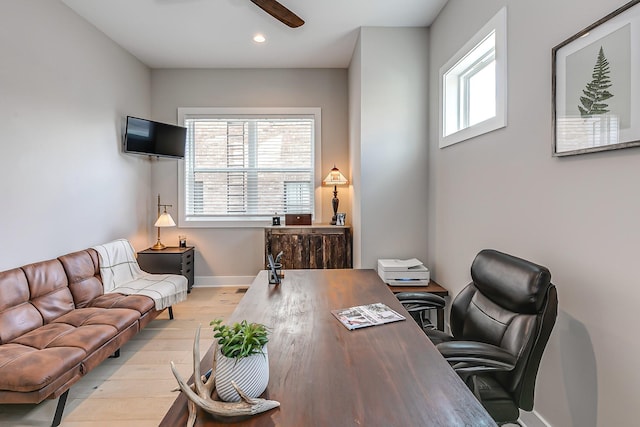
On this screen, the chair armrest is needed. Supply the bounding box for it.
[436,341,516,375]
[395,292,446,308]
[425,328,454,345]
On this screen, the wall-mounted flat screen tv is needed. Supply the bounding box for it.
[123,116,186,159]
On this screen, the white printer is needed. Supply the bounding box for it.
[377,258,430,286]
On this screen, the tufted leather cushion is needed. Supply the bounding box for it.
[471,249,551,314]
[0,268,44,344]
[14,308,140,351]
[89,293,157,329]
[59,249,103,309]
[0,344,85,393]
[22,260,75,323]
[89,293,155,314]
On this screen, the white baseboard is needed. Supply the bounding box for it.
[519,409,552,427]
[193,275,254,287]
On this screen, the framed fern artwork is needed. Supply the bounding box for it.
[552,0,640,156]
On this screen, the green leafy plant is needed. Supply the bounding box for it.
[210,319,269,359]
[578,46,614,117]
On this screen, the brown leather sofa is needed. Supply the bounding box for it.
[0,247,170,426]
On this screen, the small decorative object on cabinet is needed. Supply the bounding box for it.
[285,213,311,225]
[137,246,195,292]
[265,225,352,269]
[266,252,282,284]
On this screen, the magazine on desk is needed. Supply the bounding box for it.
[331,302,406,330]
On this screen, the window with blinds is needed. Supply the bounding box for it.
[178,108,320,226]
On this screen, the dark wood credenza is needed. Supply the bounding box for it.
[265,225,352,269]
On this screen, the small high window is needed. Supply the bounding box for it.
[440,7,507,147]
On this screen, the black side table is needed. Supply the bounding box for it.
[137,246,195,293]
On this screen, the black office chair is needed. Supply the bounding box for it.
[395,292,445,331]
[426,249,558,425]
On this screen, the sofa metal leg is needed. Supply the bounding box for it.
[169,306,174,320]
[51,389,69,427]
[109,348,120,358]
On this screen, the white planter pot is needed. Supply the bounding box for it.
[215,345,269,402]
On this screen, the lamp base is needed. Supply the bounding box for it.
[151,241,166,250]
[331,188,339,225]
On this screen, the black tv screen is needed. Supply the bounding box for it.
[123,116,186,159]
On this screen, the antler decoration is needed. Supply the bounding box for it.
[170,325,280,426]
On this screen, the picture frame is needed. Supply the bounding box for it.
[336,213,346,226]
[552,0,640,156]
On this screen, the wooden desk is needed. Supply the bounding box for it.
[387,280,449,331]
[160,269,495,427]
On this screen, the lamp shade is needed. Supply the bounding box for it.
[322,166,348,186]
[154,212,176,227]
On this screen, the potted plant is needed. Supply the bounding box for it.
[210,318,270,402]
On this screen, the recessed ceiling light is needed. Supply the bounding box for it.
[253,34,266,43]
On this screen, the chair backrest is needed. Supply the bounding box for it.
[450,249,558,410]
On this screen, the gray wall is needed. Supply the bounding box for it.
[0,0,152,270]
[348,33,363,268]
[428,0,638,425]
[350,27,430,269]
[149,69,349,281]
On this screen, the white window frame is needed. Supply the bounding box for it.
[177,107,322,228]
[439,7,507,148]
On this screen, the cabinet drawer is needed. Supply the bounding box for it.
[181,255,193,274]
[181,251,193,267]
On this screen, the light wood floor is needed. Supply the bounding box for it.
[0,286,247,427]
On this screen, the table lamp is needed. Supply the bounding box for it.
[322,165,348,225]
[152,194,176,250]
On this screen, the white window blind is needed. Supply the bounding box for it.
[179,109,318,225]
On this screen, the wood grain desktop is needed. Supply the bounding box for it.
[160,269,496,427]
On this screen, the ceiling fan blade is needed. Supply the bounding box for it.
[250,0,305,28]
